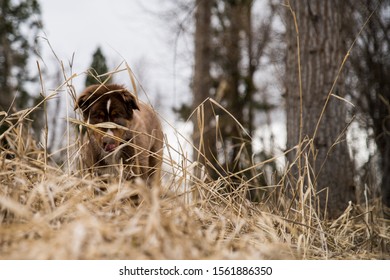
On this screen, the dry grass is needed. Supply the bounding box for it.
[0,66,389,260]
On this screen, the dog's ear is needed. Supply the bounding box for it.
[75,92,88,112]
[121,90,140,111]
[75,85,99,118]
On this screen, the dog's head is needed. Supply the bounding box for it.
[75,84,139,154]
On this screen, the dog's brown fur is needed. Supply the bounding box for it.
[75,84,163,183]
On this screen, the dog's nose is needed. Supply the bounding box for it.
[103,137,116,152]
[102,130,117,152]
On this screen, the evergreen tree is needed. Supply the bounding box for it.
[0,0,42,112]
[85,47,111,86]
[0,0,42,146]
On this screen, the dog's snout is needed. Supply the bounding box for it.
[102,130,117,152]
[102,135,115,145]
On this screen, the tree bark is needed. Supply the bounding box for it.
[223,1,245,172]
[285,0,355,218]
[192,0,218,179]
[347,0,390,218]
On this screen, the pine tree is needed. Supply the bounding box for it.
[0,0,42,147]
[85,47,111,86]
[0,0,42,112]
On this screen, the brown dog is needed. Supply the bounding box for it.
[75,84,163,183]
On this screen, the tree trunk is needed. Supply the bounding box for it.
[285,0,355,218]
[192,0,218,180]
[223,1,245,172]
[347,0,390,218]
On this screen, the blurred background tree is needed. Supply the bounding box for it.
[188,0,278,200]
[0,0,43,143]
[346,0,390,217]
[85,46,112,86]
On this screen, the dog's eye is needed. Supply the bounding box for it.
[111,115,125,126]
[91,112,105,122]
[111,112,119,119]
[111,112,124,123]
